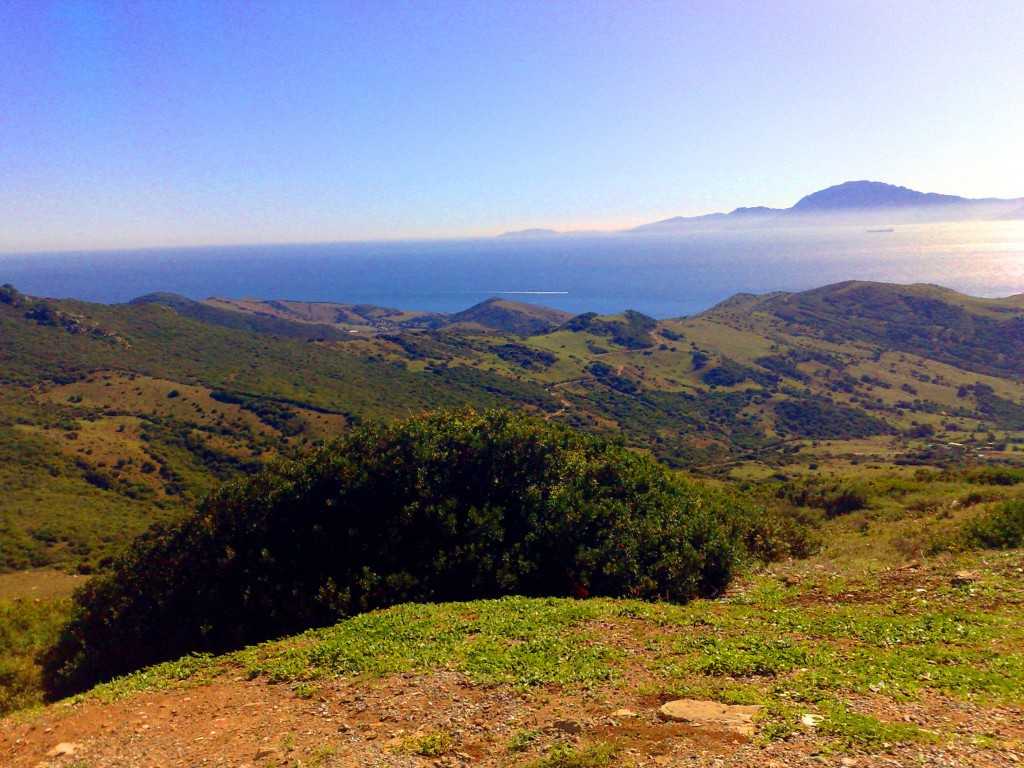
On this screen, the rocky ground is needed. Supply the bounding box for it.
[4,662,1023,767]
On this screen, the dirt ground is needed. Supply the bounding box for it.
[3,665,1023,768]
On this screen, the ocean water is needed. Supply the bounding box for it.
[2,221,1023,318]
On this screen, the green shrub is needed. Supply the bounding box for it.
[0,598,69,716]
[956,498,1024,550]
[967,467,1024,486]
[42,409,782,698]
[772,478,869,518]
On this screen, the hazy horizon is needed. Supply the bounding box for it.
[4,220,1022,321]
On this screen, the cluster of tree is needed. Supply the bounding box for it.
[210,390,305,436]
[492,342,557,371]
[562,310,658,349]
[774,395,893,440]
[41,409,809,698]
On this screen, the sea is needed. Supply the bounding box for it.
[2,221,1023,319]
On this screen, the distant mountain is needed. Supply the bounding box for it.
[790,181,968,211]
[630,206,780,233]
[630,181,1024,232]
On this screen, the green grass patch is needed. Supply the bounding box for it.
[526,741,620,768]
[238,596,624,689]
[815,704,938,750]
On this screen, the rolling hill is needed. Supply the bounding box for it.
[3,279,1024,575]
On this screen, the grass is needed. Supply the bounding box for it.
[525,741,620,768]
[235,597,626,690]
[398,730,457,757]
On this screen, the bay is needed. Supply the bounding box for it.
[1,221,1022,318]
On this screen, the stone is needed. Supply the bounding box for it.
[800,713,824,727]
[45,743,82,758]
[952,570,978,585]
[611,708,638,718]
[254,747,284,761]
[657,699,762,736]
[548,719,583,735]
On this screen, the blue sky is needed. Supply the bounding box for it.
[2,0,1022,252]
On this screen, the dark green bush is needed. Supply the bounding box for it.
[42,409,792,698]
[772,477,869,518]
[967,467,1024,486]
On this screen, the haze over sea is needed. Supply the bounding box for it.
[2,221,1022,319]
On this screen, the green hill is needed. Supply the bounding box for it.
[4,279,1024,576]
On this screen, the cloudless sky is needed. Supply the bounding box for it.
[2,0,1022,252]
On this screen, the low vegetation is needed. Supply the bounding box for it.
[74,549,1024,757]
[933,497,1024,553]
[0,597,69,716]
[41,409,807,698]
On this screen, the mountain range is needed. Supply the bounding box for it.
[497,181,1024,236]
[629,180,1024,233]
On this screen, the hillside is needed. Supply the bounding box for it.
[0,285,559,573]
[197,295,571,336]
[5,279,1024,573]
[198,295,444,333]
[447,298,573,335]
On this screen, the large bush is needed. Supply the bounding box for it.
[42,409,782,698]
[953,498,1024,551]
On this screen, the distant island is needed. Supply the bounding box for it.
[496,227,561,239]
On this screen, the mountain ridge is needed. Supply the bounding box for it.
[630,180,1024,233]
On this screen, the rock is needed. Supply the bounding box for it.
[45,743,82,757]
[841,758,859,767]
[254,747,284,761]
[952,570,978,585]
[657,699,762,736]
[548,719,583,735]
[611,708,638,718]
[800,713,824,727]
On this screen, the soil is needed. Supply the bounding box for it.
[3,664,1023,767]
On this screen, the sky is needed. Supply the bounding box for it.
[2,0,1023,252]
